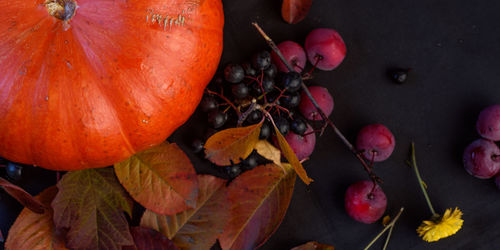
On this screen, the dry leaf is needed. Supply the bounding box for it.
[254,140,283,167]
[5,186,68,250]
[272,123,313,184]
[291,241,335,250]
[282,0,313,24]
[219,164,296,250]
[124,227,179,250]
[51,168,134,250]
[141,175,228,250]
[0,177,46,213]
[205,123,262,166]
[382,215,391,227]
[115,142,198,215]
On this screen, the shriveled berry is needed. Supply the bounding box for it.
[290,117,308,135]
[231,83,249,100]
[242,62,257,76]
[345,180,387,224]
[208,110,228,129]
[389,68,409,84]
[224,64,245,83]
[6,162,22,181]
[299,86,334,120]
[271,41,307,73]
[280,72,302,92]
[191,139,204,153]
[200,95,218,112]
[260,122,272,139]
[356,124,395,162]
[252,51,272,70]
[280,92,301,108]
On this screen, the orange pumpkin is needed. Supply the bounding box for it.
[0,0,224,170]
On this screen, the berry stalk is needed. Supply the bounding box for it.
[252,22,381,184]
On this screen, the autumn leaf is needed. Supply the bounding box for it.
[219,164,296,250]
[5,186,68,250]
[0,177,46,213]
[115,142,198,215]
[51,168,134,250]
[205,123,262,166]
[291,241,335,250]
[123,227,179,250]
[272,123,313,184]
[282,0,313,24]
[254,140,283,167]
[141,175,228,250]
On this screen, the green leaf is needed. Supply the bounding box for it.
[141,175,228,249]
[114,142,198,215]
[51,168,134,250]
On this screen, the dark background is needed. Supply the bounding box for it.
[2,0,500,249]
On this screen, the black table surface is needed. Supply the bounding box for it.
[2,0,500,249]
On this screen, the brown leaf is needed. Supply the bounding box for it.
[272,123,313,184]
[123,227,179,250]
[282,0,313,24]
[219,164,296,250]
[115,142,198,215]
[0,177,46,214]
[141,175,228,250]
[51,168,134,250]
[205,123,262,166]
[291,241,335,250]
[5,186,68,250]
[254,140,283,167]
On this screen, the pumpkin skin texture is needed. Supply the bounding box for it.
[0,0,224,170]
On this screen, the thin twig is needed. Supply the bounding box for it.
[364,207,405,250]
[237,100,257,127]
[206,90,241,116]
[382,222,395,250]
[410,142,437,216]
[252,22,381,184]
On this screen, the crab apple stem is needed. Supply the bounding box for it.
[364,207,404,250]
[410,142,437,216]
[252,22,381,185]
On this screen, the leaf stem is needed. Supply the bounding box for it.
[252,22,382,185]
[364,207,404,250]
[410,142,437,216]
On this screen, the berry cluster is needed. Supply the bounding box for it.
[193,28,345,179]
[463,104,500,188]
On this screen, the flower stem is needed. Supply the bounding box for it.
[252,22,382,185]
[410,142,437,216]
[382,221,395,250]
[364,207,404,250]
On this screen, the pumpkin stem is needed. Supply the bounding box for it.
[45,0,77,21]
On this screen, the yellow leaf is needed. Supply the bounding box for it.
[254,140,283,167]
[382,215,391,227]
[272,123,313,184]
[205,123,262,166]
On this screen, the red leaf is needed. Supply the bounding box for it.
[282,0,313,24]
[219,164,296,249]
[0,177,46,213]
[51,168,134,250]
[5,186,68,250]
[114,142,198,215]
[205,123,262,166]
[141,175,228,249]
[124,227,179,250]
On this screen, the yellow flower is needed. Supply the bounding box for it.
[417,207,464,242]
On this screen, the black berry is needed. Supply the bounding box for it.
[242,62,257,76]
[247,110,263,124]
[231,83,249,99]
[280,92,301,108]
[243,154,258,169]
[200,95,218,112]
[290,118,308,135]
[6,162,22,181]
[208,110,228,128]
[226,164,242,178]
[264,64,278,79]
[191,139,204,153]
[280,72,302,92]
[274,116,290,136]
[252,51,272,70]
[261,77,275,93]
[260,122,272,139]
[224,64,245,83]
